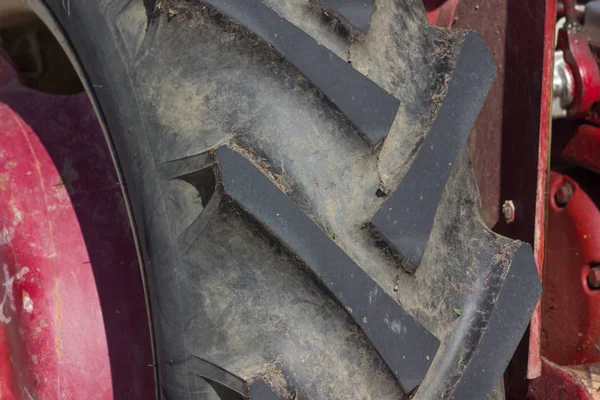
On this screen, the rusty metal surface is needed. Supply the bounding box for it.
[0,55,155,398]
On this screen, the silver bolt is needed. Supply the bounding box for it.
[552,50,575,119]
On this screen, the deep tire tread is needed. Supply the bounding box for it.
[42,0,543,398]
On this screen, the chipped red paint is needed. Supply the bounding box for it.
[0,56,154,398]
[527,0,556,380]
[542,172,600,366]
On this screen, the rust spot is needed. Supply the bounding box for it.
[4,161,16,169]
[0,173,8,191]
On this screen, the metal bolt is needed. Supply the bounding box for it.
[552,50,575,118]
[502,200,516,224]
[555,182,574,207]
[587,265,600,290]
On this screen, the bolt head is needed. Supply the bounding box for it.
[502,200,516,224]
[555,183,574,207]
[587,267,600,290]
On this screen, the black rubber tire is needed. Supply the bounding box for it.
[33,0,542,399]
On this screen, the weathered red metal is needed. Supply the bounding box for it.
[554,123,600,174]
[528,0,557,380]
[542,171,600,366]
[521,358,594,400]
[0,56,155,398]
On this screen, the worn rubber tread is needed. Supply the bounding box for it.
[158,153,215,181]
[197,0,400,146]
[320,0,375,33]
[35,0,541,398]
[449,244,541,399]
[250,380,281,400]
[369,31,496,268]
[187,354,248,397]
[214,146,439,393]
[178,187,222,253]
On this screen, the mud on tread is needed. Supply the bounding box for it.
[213,145,440,393]
[191,0,400,147]
[369,31,496,270]
[319,0,376,33]
[39,0,543,398]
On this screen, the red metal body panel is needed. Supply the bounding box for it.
[0,57,154,398]
[554,123,600,174]
[542,171,600,366]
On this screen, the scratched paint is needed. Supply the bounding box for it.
[16,267,29,280]
[0,227,14,247]
[22,291,33,313]
[0,199,24,248]
[0,264,15,324]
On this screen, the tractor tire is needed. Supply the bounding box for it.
[30,0,541,398]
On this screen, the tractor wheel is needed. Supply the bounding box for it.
[29,0,541,398]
